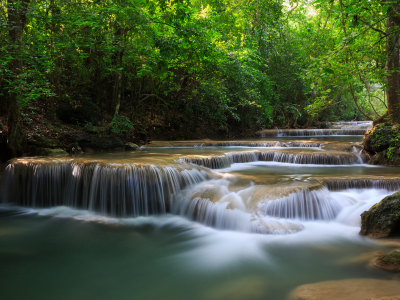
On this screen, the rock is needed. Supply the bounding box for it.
[67,142,84,154]
[32,135,61,147]
[363,124,400,166]
[125,142,140,150]
[360,190,400,238]
[369,148,400,166]
[373,251,400,272]
[34,148,69,156]
[73,135,125,152]
[56,99,101,126]
[290,278,400,300]
[363,124,397,153]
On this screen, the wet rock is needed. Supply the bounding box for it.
[360,190,400,238]
[373,251,400,272]
[290,278,400,300]
[363,124,395,153]
[125,142,140,150]
[73,135,125,152]
[32,135,61,147]
[34,148,69,156]
[363,124,400,166]
[67,142,84,154]
[56,99,101,126]
[369,148,400,166]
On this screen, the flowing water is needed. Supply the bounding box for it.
[1,122,399,300]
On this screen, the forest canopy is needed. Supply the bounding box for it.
[1,0,399,156]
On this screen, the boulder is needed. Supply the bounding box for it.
[368,148,400,166]
[34,148,69,156]
[67,142,84,154]
[290,278,400,300]
[360,190,400,238]
[73,135,125,152]
[373,251,400,272]
[363,124,400,166]
[363,124,396,153]
[125,142,140,151]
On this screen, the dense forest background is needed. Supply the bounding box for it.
[1,0,398,156]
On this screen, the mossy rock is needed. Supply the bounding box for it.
[363,124,399,153]
[374,251,400,272]
[32,135,61,147]
[369,148,400,166]
[34,148,69,157]
[125,142,140,150]
[360,190,400,238]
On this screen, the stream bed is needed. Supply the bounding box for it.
[1,125,400,300]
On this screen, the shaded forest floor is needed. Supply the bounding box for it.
[0,99,260,161]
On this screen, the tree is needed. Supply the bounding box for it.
[6,0,29,157]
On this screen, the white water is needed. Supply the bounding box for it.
[4,186,391,270]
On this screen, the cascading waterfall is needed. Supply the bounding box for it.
[258,129,367,137]
[1,159,209,216]
[144,141,322,148]
[179,150,363,169]
[171,180,305,234]
[258,152,361,165]
[326,179,400,191]
[258,187,354,220]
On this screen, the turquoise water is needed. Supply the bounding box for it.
[0,206,392,300]
[0,134,398,300]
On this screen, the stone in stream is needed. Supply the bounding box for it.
[290,278,400,300]
[373,251,400,272]
[360,190,400,238]
[125,142,140,150]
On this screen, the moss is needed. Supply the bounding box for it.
[377,251,400,266]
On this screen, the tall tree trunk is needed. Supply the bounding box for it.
[386,10,400,124]
[7,0,29,157]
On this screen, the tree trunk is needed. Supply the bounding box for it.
[7,0,29,157]
[386,13,400,124]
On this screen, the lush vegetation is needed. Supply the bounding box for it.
[1,0,399,156]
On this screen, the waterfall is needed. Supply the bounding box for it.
[144,141,322,148]
[326,179,400,191]
[178,151,260,169]
[1,158,208,216]
[171,180,304,234]
[258,129,367,137]
[258,187,354,220]
[179,150,362,169]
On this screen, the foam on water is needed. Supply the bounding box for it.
[3,187,388,270]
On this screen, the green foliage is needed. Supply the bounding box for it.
[1,0,393,131]
[111,112,134,134]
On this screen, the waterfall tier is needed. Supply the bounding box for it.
[1,158,209,216]
[257,129,367,137]
[179,150,364,169]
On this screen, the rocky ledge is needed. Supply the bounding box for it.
[360,190,400,238]
[363,123,400,166]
